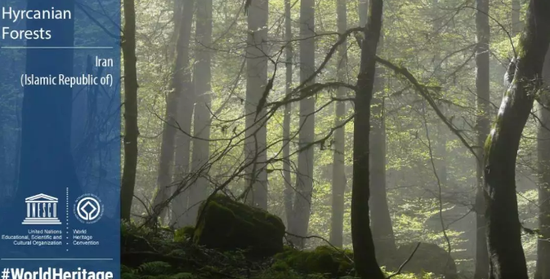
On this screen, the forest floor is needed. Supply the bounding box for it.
[120,221,450,279]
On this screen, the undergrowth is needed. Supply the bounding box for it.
[121,221,443,279]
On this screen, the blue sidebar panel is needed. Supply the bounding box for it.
[0,0,121,278]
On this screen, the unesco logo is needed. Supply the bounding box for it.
[73,194,104,224]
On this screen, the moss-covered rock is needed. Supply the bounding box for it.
[174,226,195,243]
[273,246,354,277]
[386,242,457,279]
[193,194,285,257]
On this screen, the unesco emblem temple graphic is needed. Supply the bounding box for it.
[74,194,104,224]
[22,193,62,225]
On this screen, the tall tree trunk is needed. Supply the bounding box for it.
[183,0,213,227]
[435,117,448,185]
[358,0,396,262]
[290,0,316,248]
[358,0,368,27]
[512,0,522,36]
[151,0,194,222]
[369,43,396,263]
[535,48,550,279]
[330,0,347,248]
[121,0,139,221]
[474,0,491,278]
[167,0,183,64]
[172,0,196,217]
[352,0,385,278]
[283,0,294,226]
[432,0,448,188]
[244,0,269,210]
[483,1,550,278]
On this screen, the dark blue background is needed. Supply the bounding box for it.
[0,0,120,275]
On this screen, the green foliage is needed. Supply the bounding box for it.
[174,226,195,243]
[122,265,135,275]
[137,261,173,276]
[126,0,542,276]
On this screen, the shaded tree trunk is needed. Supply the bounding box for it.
[474,0,491,278]
[369,45,396,263]
[283,0,294,226]
[351,0,385,278]
[535,48,550,279]
[435,116,448,185]
[172,0,196,218]
[330,0,347,248]
[432,0,447,188]
[483,1,550,278]
[151,0,194,222]
[183,0,213,227]
[289,0,316,248]
[121,0,139,221]
[244,0,269,210]
[167,0,183,64]
[359,0,396,262]
[512,0,522,36]
[358,0,367,27]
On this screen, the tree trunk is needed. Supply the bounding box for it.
[369,40,396,263]
[535,48,550,279]
[121,0,139,221]
[435,116,448,185]
[167,0,183,64]
[182,0,213,228]
[289,0,316,248]
[483,1,550,278]
[474,0,491,278]
[330,0,348,249]
[432,0,447,188]
[358,0,367,27]
[358,0,396,262]
[283,0,294,226]
[244,0,269,210]
[352,0,385,278]
[512,0,522,37]
[172,0,196,219]
[151,0,194,223]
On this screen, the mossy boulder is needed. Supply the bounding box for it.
[193,194,285,257]
[174,226,195,243]
[387,242,457,279]
[273,246,354,277]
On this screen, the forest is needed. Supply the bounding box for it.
[123,0,549,278]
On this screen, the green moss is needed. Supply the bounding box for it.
[193,194,285,257]
[273,245,354,277]
[174,226,195,243]
[252,261,303,279]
